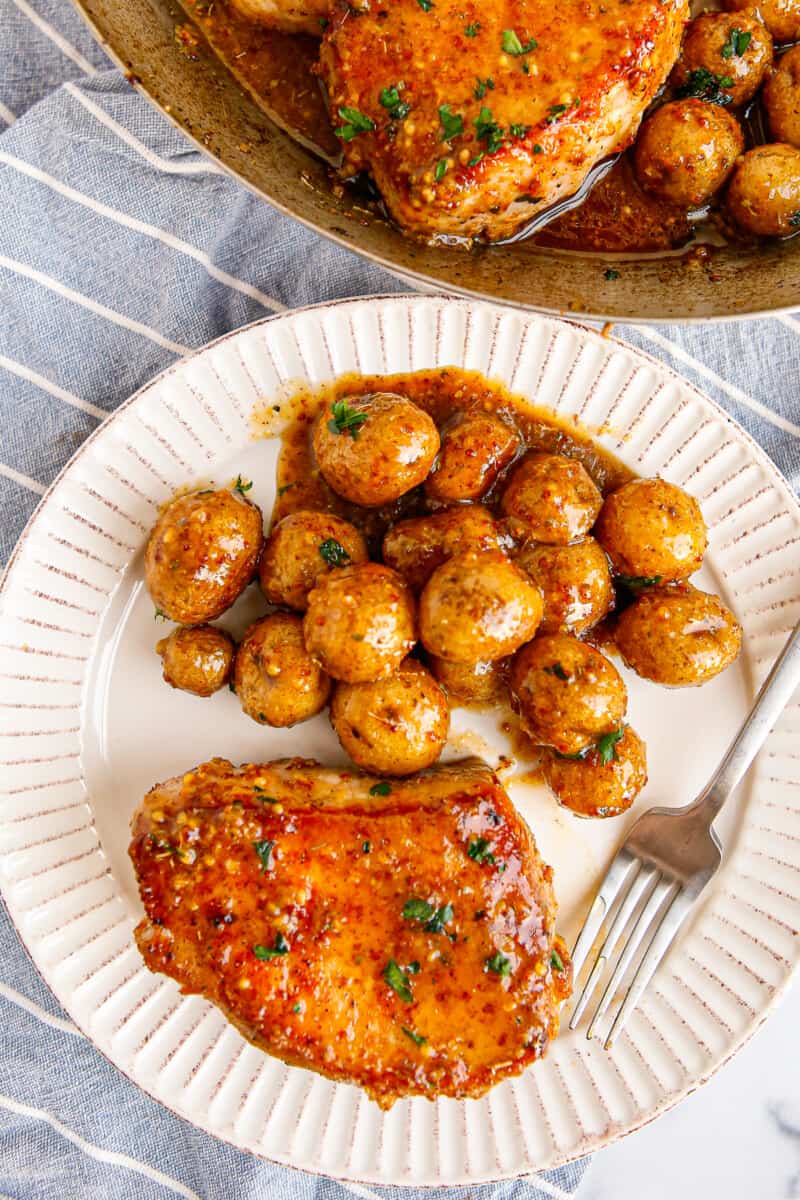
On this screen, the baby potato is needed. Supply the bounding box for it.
[425,410,520,502]
[725,0,800,45]
[330,658,449,775]
[382,504,505,591]
[313,392,439,507]
[234,613,331,726]
[672,12,773,107]
[615,582,742,686]
[429,655,509,705]
[419,549,543,663]
[726,142,800,236]
[633,99,744,208]
[145,488,263,623]
[304,563,417,682]
[541,726,648,818]
[259,509,368,610]
[157,624,235,696]
[516,537,613,635]
[509,633,627,756]
[594,477,707,584]
[764,46,800,147]
[500,453,602,545]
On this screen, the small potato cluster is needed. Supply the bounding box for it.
[628,7,800,241]
[143,386,742,818]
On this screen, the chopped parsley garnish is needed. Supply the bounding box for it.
[551,948,565,972]
[254,933,289,959]
[721,27,751,58]
[383,958,414,1002]
[424,902,454,934]
[510,123,530,138]
[544,662,569,681]
[417,0,433,11]
[485,952,512,977]
[533,143,543,154]
[791,211,800,228]
[467,837,496,865]
[334,106,376,142]
[369,781,392,796]
[293,1001,302,1012]
[328,399,368,438]
[253,839,275,871]
[319,537,350,566]
[439,104,464,140]
[474,106,504,155]
[545,99,579,124]
[362,840,371,853]
[402,898,454,933]
[617,574,662,588]
[253,786,278,803]
[502,28,537,54]
[277,482,295,497]
[402,1026,427,1046]
[675,68,733,105]
[435,158,449,181]
[405,960,421,974]
[597,726,625,765]
[233,474,253,496]
[464,21,481,36]
[154,608,167,621]
[318,16,328,27]
[474,77,494,99]
[380,84,411,121]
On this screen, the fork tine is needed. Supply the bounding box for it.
[569,857,654,1030]
[586,869,668,1041]
[570,849,638,980]
[603,882,690,1049]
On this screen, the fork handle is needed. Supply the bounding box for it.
[695,615,800,821]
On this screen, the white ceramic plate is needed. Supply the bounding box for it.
[1,296,799,1187]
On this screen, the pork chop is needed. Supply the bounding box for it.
[319,0,688,241]
[130,756,571,1108]
[228,0,328,35]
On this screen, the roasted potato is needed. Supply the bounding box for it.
[156,624,235,696]
[516,537,613,635]
[615,582,742,686]
[726,143,800,236]
[382,504,505,591]
[145,488,263,623]
[724,0,800,45]
[425,410,520,502]
[313,392,439,507]
[672,12,773,107]
[259,509,368,610]
[509,633,627,755]
[234,612,331,726]
[764,46,800,147]
[330,658,449,775]
[304,562,417,682]
[419,549,543,662]
[500,453,603,545]
[594,477,707,584]
[541,726,647,817]
[429,655,509,705]
[633,99,744,208]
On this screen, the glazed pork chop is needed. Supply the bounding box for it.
[319,0,688,241]
[130,756,571,1108]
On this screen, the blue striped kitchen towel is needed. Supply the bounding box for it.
[1,0,800,1197]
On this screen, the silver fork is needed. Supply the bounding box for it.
[569,614,800,1049]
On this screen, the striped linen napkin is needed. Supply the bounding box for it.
[1,0,799,1197]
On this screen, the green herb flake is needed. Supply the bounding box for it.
[277,482,295,497]
[674,68,733,105]
[617,574,662,589]
[464,21,480,35]
[597,726,625,766]
[383,958,413,1002]
[509,123,529,138]
[362,840,371,853]
[467,837,496,865]
[502,28,537,54]
[790,211,800,228]
[154,608,168,622]
[334,105,376,142]
[370,781,392,796]
[424,902,454,934]
[233,474,253,496]
[435,157,449,181]
[403,898,435,922]
[405,960,421,974]
[474,106,504,155]
[253,932,289,959]
[720,26,751,58]
[474,76,494,99]
[543,662,569,681]
[604,268,620,281]
[439,103,465,141]
[551,948,565,972]
[328,399,368,438]
[402,1026,427,1046]
[380,84,411,121]
[545,99,579,124]
[253,786,279,803]
[293,1001,302,1012]
[253,839,275,871]
[319,537,350,566]
[533,143,543,154]
[485,952,512,977]
[417,0,433,11]
[318,15,328,27]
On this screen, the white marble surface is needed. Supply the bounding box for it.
[576,977,800,1200]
